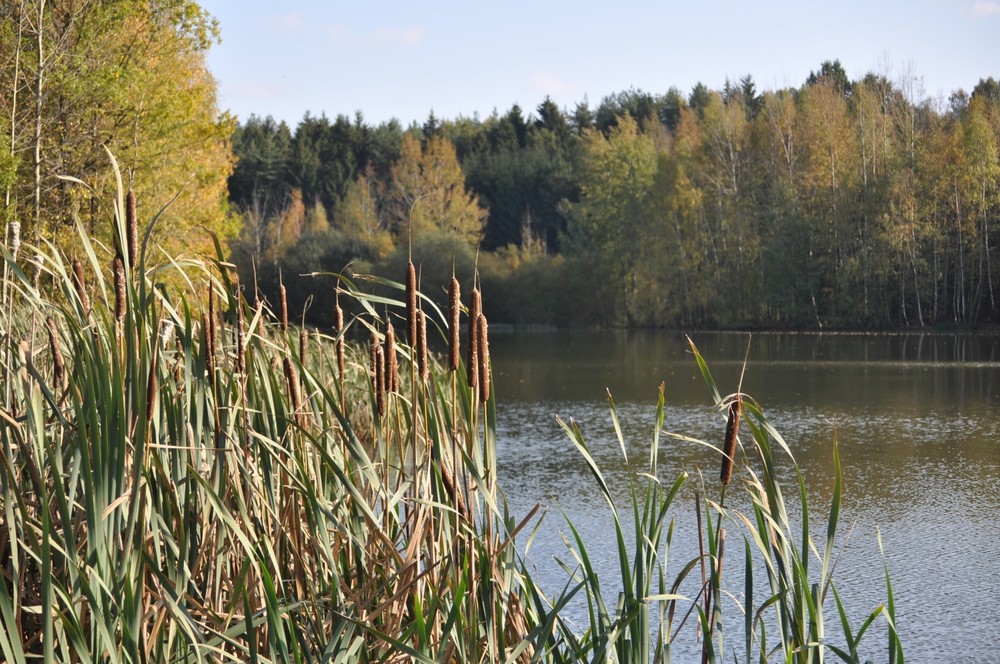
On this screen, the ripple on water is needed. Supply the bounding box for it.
[495,395,1000,661]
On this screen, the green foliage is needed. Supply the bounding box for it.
[228,62,1000,329]
[1,0,233,257]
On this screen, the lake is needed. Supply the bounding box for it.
[489,330,1000,662]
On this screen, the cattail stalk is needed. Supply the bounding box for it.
[235,285,246,374]
[202,313,216,388]
[448,277,460,371]
[385,321,399,393]
[375,344,386,417]
[283,357,302,423]
[126,189,138,271]
[334,303,345,383]
[72,259,91,317]
[720,395,742,486]
[46,316,66,394]
[477,313,490,403]
[208,287,217,362]
[279,282,289,333]
[299,327,308,367]
[405,261,417,345]
[467,288,481,388]
[113,256,126,326]
[369,332,384,413]
[416,309,430,382]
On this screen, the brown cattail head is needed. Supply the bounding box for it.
[46,316,66,394]
[113,255,126,325]
[385,321,399,393]
[334,303,345,382]
[477,313,490,403]
[720,395,743,486]
[467,288,481,388]
[405,261,417,345]
[126,189,138,271]
[448,277,461,371]
[202,313,216,388]
[279,282,289,332]
[283,357,302,422]
[417,309,428,382]
[72,259,91,317]
[6,221,20,259]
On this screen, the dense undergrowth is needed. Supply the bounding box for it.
[0,164,902,662]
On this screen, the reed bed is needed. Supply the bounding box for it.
[0,166,901,662]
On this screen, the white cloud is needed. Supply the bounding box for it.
[971,1,1000,16]
[328,24,426,49]
[530,72,583,98]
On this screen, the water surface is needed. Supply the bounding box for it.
[490,331,1000,662]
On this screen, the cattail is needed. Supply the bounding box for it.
[113,255,126,326]
[385,321,399,393]
[126,189,138,271]
[477,313,490,403]
[334,303,345,383]
[467,288,481,388]
[448,277,460,371]
[283,357,302,421]
[72,259,91,316]
[202,313,216,388]
[279,282,288,332]
[720,395,742,486]
[6,221,20,259]
[405,261,417,344]
[417,309,428,382]
[46,316,66,394]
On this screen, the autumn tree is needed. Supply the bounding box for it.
[568,114,657,324]
[387,133,486,247]
[1,0,234,260]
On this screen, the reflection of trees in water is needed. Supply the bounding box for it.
[492,332,1000,660]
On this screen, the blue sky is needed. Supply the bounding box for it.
[199,0,1000,127]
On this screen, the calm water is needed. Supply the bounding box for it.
[489,331,1000,662]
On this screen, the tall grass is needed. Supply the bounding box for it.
[0,163,901,662]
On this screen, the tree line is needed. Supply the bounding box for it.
[229,62,1000,329]
[1,6,996,332]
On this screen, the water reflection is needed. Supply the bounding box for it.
[491,331,1000,661]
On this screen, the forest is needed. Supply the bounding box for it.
[2,2,997,328]
[228,63,1000,329]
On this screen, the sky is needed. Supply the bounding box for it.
[199,0,1000,127]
